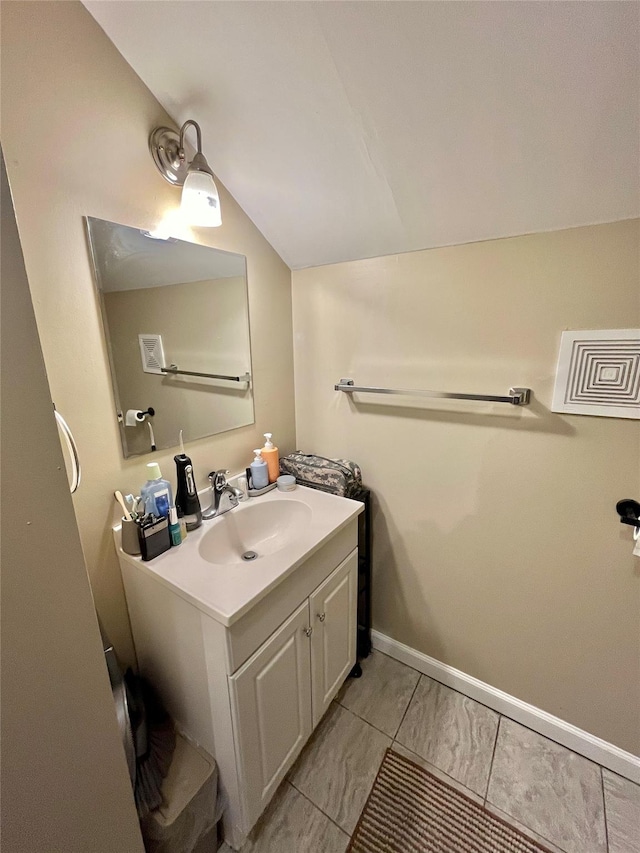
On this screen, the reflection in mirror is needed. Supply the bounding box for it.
[86,217,254,458]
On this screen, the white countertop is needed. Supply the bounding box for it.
[115,485,363,627]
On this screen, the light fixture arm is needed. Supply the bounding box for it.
[178,120,215,179]
[178,120,203,162]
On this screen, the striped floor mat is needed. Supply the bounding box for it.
[348,749,552,853]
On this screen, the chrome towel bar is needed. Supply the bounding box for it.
[335,378,531,406]
[161,365,251,383]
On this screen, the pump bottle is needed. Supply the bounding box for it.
[250,448,269,490]
[262,433,279,483]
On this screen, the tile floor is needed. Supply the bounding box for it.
[220,651,640,853]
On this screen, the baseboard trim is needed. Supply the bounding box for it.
[371,630,640,785]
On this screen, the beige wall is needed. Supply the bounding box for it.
[1,1,295,664]
[104,276,253,455]
[2,0,638,762]
[293,220,640,754]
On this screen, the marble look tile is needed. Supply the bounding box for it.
[484,803,566,853]
[390,742,484,805]
[336,650,420,737]
[603,768,640,853]
[220,781,349,853]
[395,675,499,796]
[486,718,606,853]
[288,702,391,834]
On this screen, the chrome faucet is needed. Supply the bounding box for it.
[202,470,241,520]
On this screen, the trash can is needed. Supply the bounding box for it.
[140,733,223,853]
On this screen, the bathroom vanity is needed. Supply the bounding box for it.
[116,486,363,849]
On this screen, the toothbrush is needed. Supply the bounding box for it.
[114,490,135,520]
[124,494,137,520]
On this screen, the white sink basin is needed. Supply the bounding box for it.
[198,499,312,565]
[116,485,363,626]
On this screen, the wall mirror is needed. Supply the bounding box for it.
[86,217,254,458]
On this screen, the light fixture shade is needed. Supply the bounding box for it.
[180,170,222,227]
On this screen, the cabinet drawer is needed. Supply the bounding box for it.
[227,520,357,672]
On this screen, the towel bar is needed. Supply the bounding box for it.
[335,379,531,406]
[161,366,251,383]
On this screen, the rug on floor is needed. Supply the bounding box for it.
[348,748,554,853]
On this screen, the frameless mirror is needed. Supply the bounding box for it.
[85,217,254,458]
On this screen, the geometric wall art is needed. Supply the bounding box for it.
[551,329,640,419]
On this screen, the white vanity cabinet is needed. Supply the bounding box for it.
[118,505,359,851]
[229,550,357,829]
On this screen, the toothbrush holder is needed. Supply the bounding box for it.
[121,517,141,556]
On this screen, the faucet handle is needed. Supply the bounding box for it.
[209,469,229,491]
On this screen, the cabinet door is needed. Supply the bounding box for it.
[229,600,312,830]
[310,549,358,727]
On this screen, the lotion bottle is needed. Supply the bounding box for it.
[262,433,279,483]
[250,448,269,490]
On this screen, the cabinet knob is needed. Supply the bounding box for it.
[317,612,326,622]
[303,627,313,637]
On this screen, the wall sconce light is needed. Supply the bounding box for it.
[149,120,222,227]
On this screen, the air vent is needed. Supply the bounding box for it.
[138,334,166,375]
[552,329,640,419]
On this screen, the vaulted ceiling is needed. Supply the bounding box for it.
[84,1,639,270]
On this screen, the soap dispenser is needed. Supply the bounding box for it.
[250,448,269,490]
[262,433,279,483]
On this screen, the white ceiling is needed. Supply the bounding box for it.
[84,1,639,270]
